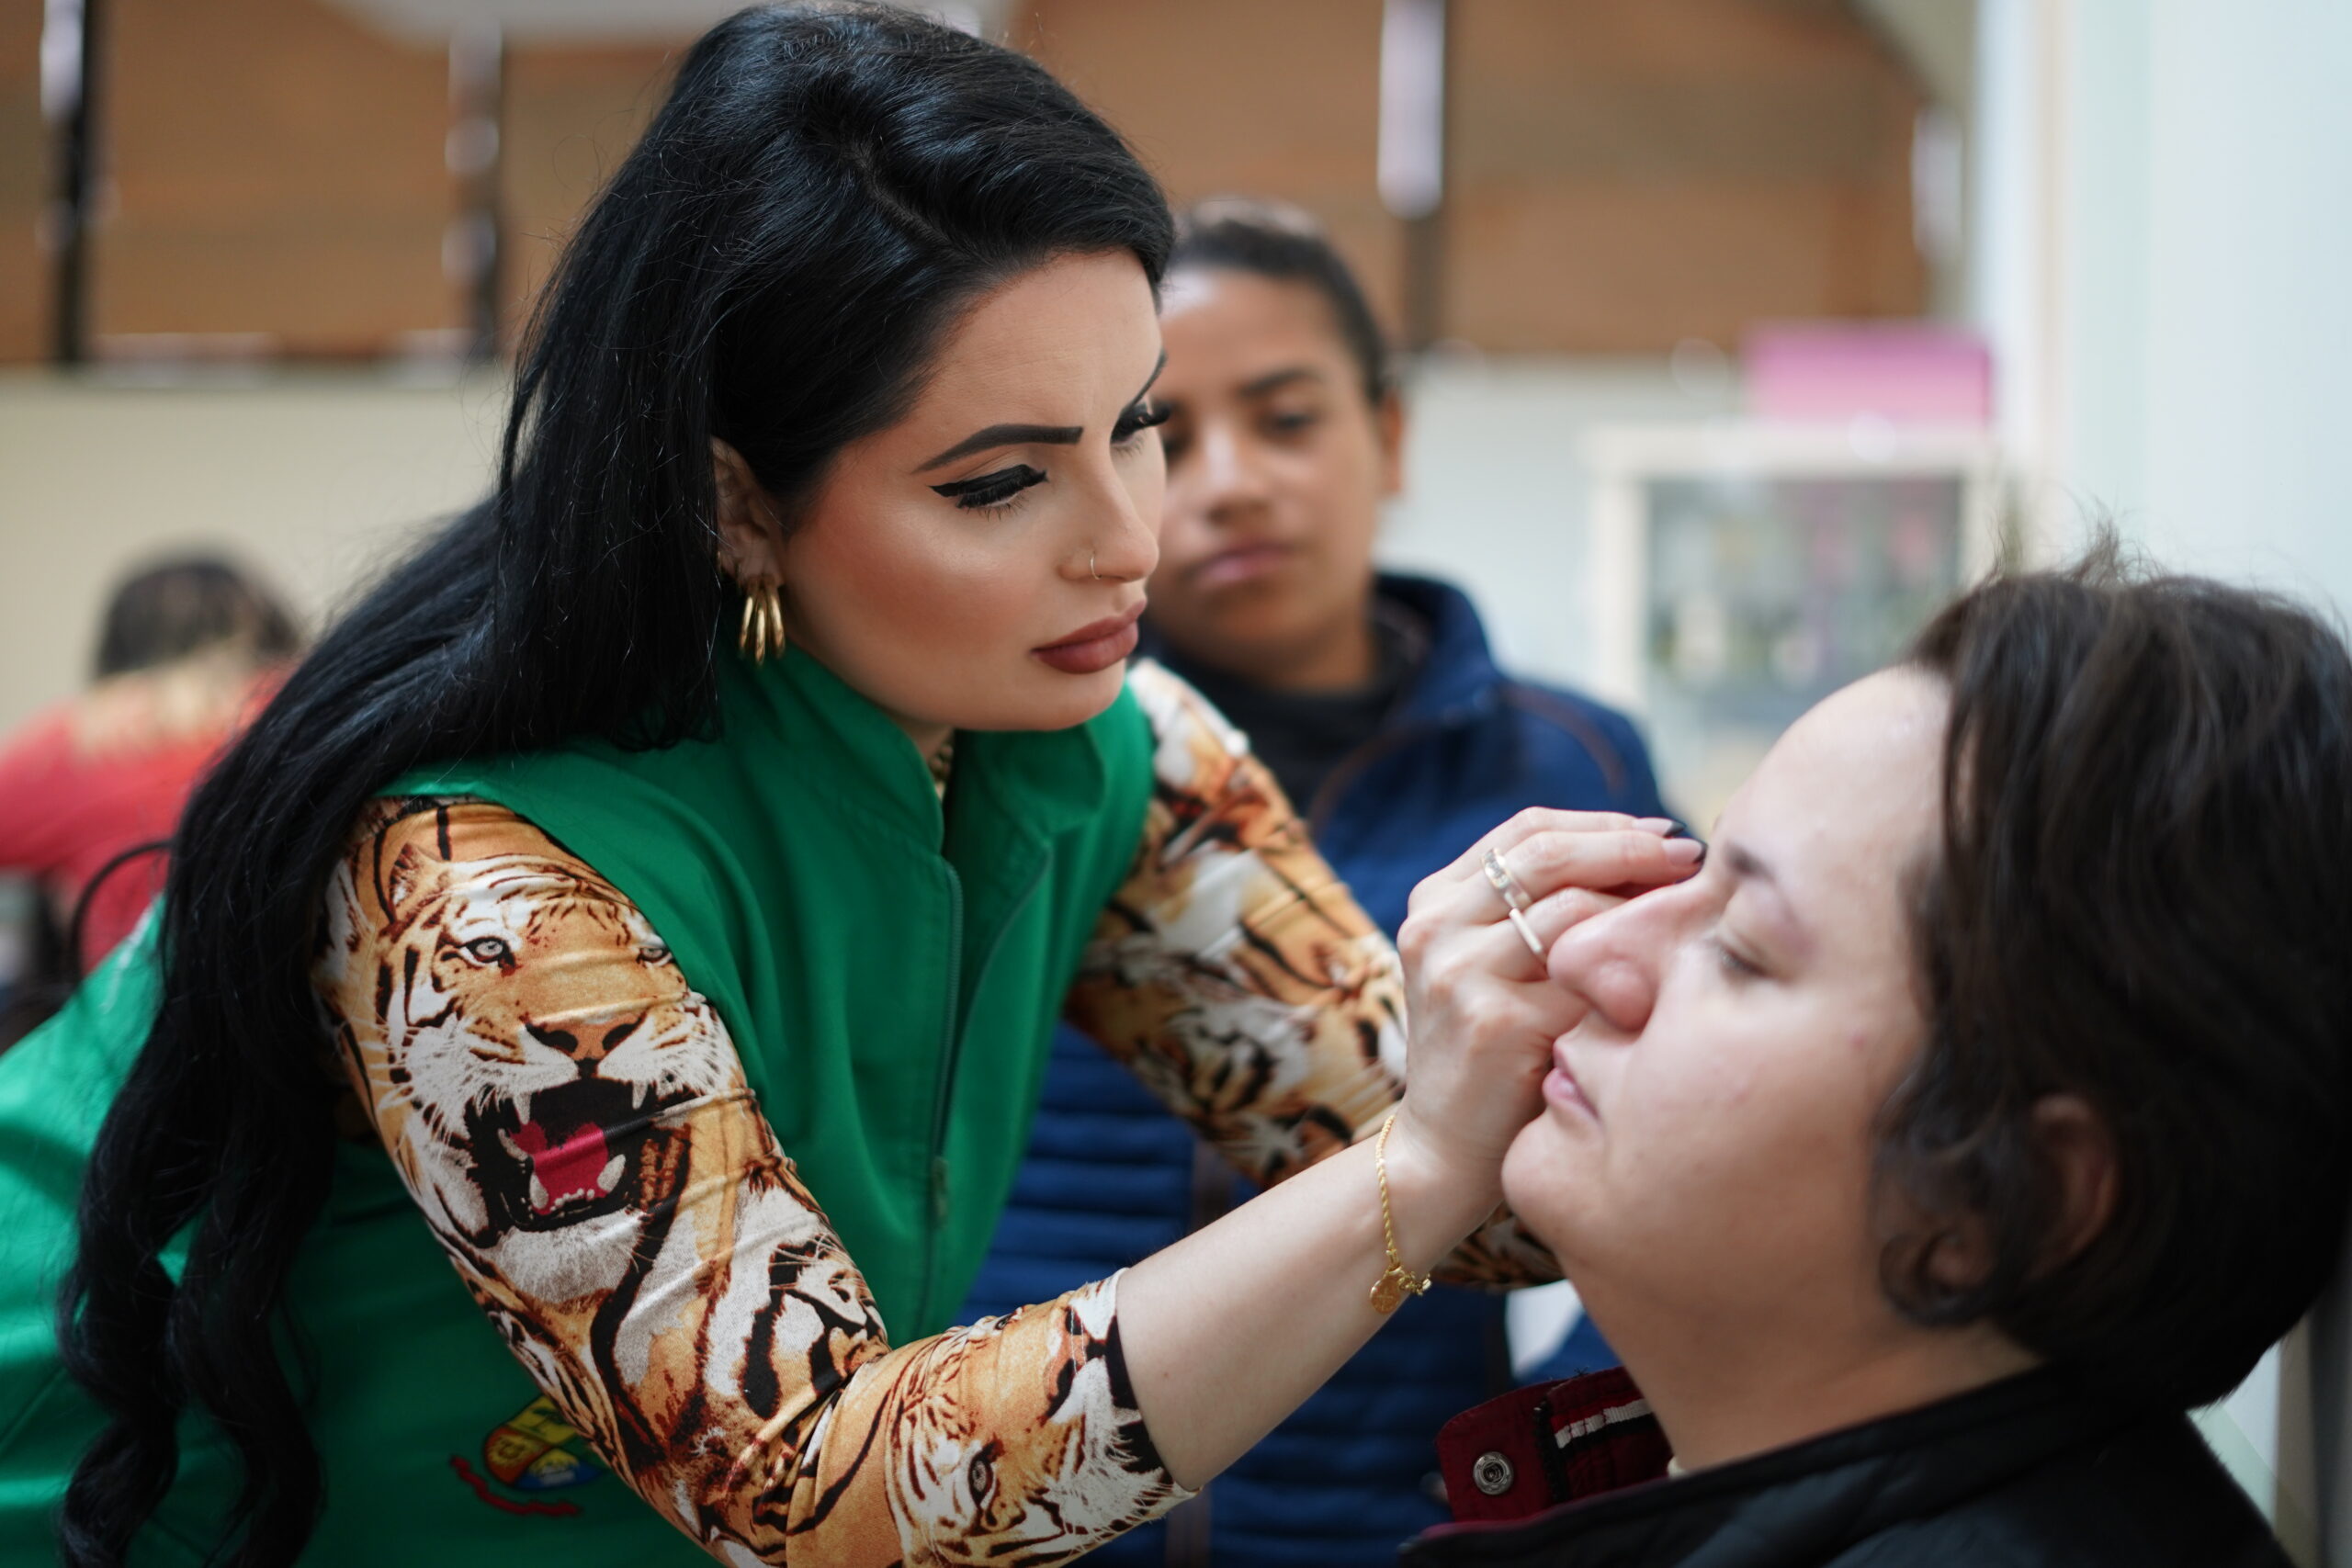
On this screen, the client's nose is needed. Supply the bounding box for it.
[1550,895,1668,1036]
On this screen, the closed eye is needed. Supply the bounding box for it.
[1707,929,1764,982]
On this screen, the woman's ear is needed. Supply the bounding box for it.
[710,438,786,584]
[1902,1095,2118,1298]
[2031,1093,2119,1271]
[1374,389,1407,500]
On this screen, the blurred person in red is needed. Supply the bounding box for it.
[0,557,298,976]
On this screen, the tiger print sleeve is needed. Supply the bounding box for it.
[313,797,1188,1566]
[1061,661,1559,1289]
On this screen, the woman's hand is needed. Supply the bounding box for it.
[1389,809,1702,1201]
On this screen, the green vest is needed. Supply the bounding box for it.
[0,648,1155,1563]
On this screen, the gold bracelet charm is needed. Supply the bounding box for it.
[1370,1109,1433,1314]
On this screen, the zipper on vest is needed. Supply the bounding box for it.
[913,856,1050,1327]
[915,870,966,1325]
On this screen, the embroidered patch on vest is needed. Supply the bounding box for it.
[450,1394,609,1517]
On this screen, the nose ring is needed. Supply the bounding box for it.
[1482,848,1548,962]
[1090,547,1101,581]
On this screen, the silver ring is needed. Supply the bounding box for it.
[1481,847,1532,913]
[1483,849,1545,960]
[1504,907,1546,962]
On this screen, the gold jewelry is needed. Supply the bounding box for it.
[927,733,956,798]
[738,581,786,663]
[1482,848,1547,961]
[1370,1110,1432,1314]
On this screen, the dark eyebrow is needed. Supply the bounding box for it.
[1722,841,1777,887]
[916,423,1084,474]
[1238,366,1324,398]
[913,352,1168,473]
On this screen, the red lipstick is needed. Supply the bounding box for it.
[1033,601,1145,676]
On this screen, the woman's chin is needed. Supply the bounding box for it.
[916,663,1130,736]
[1500,1114,1586,1255]
[996,663,1132,732]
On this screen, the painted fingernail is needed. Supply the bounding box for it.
[1663,837,1704,864]
[1634,817,1677,833]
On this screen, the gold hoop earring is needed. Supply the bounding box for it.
[738,581,787,663]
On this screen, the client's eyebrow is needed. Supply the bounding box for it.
[1722,841,1778,887]
[917,423,1083,473]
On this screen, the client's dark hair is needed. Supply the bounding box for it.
[93,556,299,678]
[1880,538,2352,1408]
[58,6,1169,1564]
[1170,197,1390,403]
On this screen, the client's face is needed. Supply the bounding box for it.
[774,251,1168,736]
[1503,669,1948,1346]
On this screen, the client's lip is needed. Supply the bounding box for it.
[1032,601,1146,675]
[1544,1041,1599,1122]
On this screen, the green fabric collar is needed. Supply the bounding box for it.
[737,648,1113,843]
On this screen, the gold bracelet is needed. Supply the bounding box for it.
[1370,1110,1432,1314]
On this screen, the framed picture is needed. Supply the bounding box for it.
[1581,423,2007,829]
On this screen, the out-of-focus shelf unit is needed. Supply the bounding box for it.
[1582,422,2007,829]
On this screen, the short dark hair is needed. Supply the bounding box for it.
[1170,197,1390,404]
[1880,539,2352,1407]
[92,555,300,678]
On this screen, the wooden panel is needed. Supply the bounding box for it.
[0,0,45,363]
[1016,0,1404,342]
[46,0,1926,362]
[93,0,454,355]
[498,43,677,341]
[1445,0,1927,351]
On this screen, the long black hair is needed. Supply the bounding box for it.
[56,8,1170,1562]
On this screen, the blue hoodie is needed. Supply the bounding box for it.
[962,575,1666,1565]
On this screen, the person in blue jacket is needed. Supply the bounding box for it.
[960,198,1667,1566]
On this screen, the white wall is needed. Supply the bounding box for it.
[2023,3,2352,1559]
[2057,0,2352,610]
[0,369,503,733]
[0,358,1725,737]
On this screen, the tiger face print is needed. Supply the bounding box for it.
[319,800,733,1294]
[309,660,1549,1565]
[315,797,1184,1565]
[879,1290,1172,1564]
